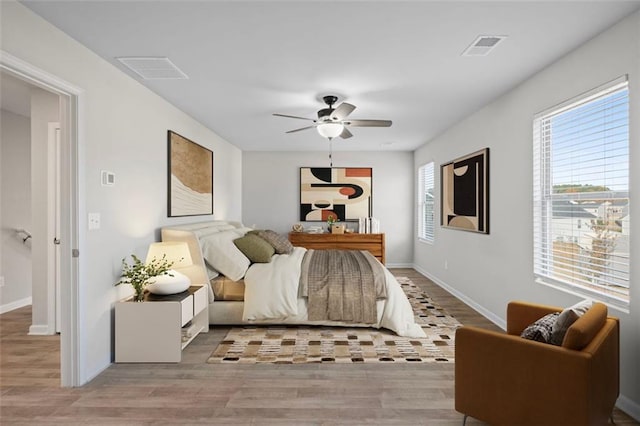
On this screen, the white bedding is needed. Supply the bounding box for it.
[242,247,426,338]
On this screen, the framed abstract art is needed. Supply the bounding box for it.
[168,130,213,217]
[300,167,372,222]
[440,148,489,234]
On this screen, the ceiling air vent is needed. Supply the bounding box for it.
[462,35,507,57]
[116,57,188,80]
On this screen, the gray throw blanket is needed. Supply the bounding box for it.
[299,249,387,324]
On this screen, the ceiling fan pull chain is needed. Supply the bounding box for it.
[329,138,333,167]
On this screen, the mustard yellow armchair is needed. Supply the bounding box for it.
[455,301,619,426]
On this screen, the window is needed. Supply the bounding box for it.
[533,77,630,306]
[418,162,435,242]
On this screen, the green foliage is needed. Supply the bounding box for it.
[553,184,610,193]
[326,214,338,227]
[117,254,175,301]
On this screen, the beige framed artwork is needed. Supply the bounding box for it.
[168,130,213,217]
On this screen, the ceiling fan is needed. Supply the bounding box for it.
[273,95,392,140]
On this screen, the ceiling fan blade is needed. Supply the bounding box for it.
[331,102,356,120]
[273,113,315,121]
[345,119,392,127]
[285,125,316,134]
[339,127,353,139]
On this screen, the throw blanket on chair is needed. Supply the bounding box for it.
[299,249,387,324]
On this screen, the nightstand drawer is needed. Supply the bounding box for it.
[180,295,193,326]
[193,286,207,315]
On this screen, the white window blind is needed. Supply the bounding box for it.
[418,162,435,242]
[533,77,630,305]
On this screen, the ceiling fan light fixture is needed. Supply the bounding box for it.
[317,122,344,139]
[274,95,390,139]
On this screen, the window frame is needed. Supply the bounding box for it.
[532,76,630,309]
[418,161,435,243]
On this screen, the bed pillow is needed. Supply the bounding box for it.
[550,299,592,345]
[233,234,275,263]
[520,312,560,343]
[250,229,294,254]
[200,229,250,281]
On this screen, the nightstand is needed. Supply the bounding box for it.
[115,285,208,363]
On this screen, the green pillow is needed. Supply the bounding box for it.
[233,234,275,263]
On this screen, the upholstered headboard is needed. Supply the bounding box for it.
[160,221,243,286]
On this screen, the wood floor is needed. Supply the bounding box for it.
[1,269,637,425]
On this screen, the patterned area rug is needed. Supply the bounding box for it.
[207,277,461,364]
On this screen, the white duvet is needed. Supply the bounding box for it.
[242,247,426,338]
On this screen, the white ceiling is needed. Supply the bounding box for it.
[21,1,640,152]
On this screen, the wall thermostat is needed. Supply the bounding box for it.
[101,170,115,186]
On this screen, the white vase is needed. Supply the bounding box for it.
[147,270,191,295]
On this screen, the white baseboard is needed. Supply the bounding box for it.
[386,263,414,268]
[412,264,507,330]
[617,395,640,422]
[28,324,51,335]
[0,296,32,314]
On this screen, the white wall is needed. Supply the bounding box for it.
[414,11,640,417]
[0,109,32,312]
[243,151,414,266]
[1,2,243,383]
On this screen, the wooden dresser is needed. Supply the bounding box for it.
[288,232,385,265]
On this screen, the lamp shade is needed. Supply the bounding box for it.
[317,122,344,139]
[145,241,193,268]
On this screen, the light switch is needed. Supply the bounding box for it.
[88,213,101,230]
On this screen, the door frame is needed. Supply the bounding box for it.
[1,50,82,387]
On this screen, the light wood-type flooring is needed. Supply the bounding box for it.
[1,269,637,425]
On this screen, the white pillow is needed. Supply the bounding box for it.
[550,299,592,345]
[200,230,250,281]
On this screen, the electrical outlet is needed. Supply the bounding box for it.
[0,276,5,287]
[444,260,448,270]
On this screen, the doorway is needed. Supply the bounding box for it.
[1,51,81,387]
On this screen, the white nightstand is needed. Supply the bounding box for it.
[115,285,208,363]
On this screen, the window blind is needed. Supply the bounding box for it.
[533,77,630,304]
[419,162,435,242]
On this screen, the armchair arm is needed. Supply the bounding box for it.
[506,300,561,335]
[455,326,590,425]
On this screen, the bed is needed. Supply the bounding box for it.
[161,221,425,338]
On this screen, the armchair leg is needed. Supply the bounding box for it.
[462,415,468,426]
[610,413,615,424]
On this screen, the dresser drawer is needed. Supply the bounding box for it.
[289,232,385,264]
